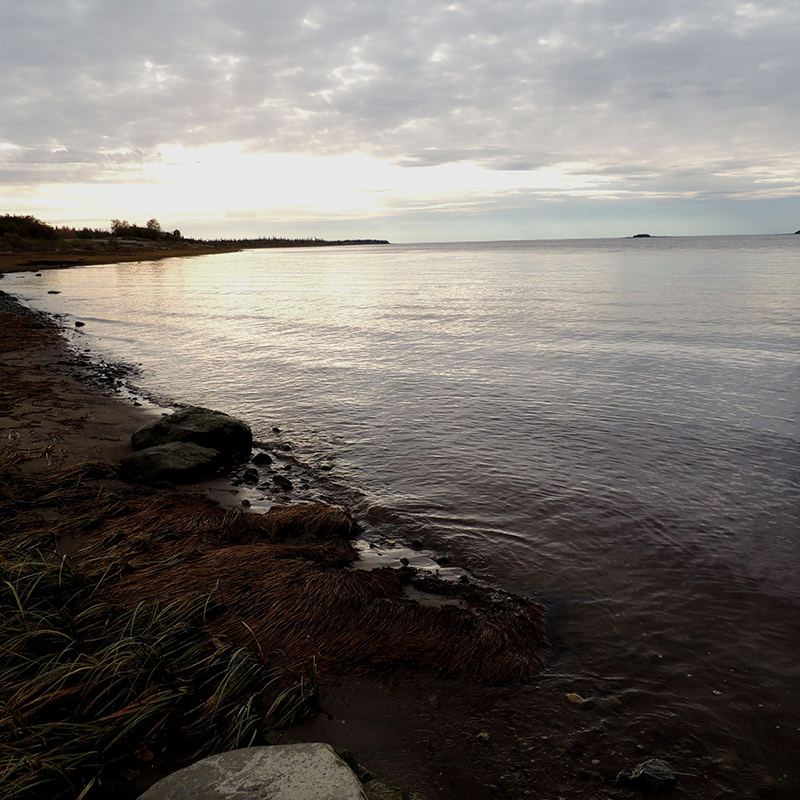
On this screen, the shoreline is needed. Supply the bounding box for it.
[0,245,240,275]
[0,288,548,799]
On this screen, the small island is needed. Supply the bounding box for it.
[630,233,652,238]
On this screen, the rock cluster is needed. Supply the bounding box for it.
[120,406,252,485]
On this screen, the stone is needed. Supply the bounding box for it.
[243,468,260,484]
[119,442,220,485]
[138,743,367,800]
[131,406,252,460]
[617,758,678,794]
[273,474,293,491]
[252,452,273,466]
[362,777,405,800]
[75,320,85,327]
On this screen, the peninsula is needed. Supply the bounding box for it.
[0,214,388,274]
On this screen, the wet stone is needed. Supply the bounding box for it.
[273,474,293,490]
[617,758,678,793]
[120,442,220,485]
[131,406,252,460]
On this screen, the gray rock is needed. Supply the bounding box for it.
[138,743,367,800]
[132,406,252,460]
[119,441,220,485]
[617,757,677,793]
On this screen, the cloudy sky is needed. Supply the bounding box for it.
[2,0,798,242]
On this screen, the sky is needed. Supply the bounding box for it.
[1,0,799,242]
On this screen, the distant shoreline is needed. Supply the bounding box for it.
[0,246,237,275]
[0,238,390,275]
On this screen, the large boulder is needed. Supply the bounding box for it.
[119,441,220,485]
[132,406,252,460]
[138,743,367,800]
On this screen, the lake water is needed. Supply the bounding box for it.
[5,235,799,797]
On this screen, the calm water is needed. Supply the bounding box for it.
[6,235,800,795]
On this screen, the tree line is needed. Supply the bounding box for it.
[0,214,182,246]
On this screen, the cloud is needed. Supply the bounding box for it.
[1,0,798,235]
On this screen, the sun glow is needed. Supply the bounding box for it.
[3,143,615,233]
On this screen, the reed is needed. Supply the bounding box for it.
[0,552,316,799]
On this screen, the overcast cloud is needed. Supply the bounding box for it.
[1,0,798,239]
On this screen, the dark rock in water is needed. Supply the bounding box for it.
[410,539,424,550]
[435,555,451,566]
[321,464,333,471]
[278,443,292,452]
[242,467,259,484]
[47,290,60,294]
[617,758,677,793]
[252,451,273,466]
[272,426,281,433]
[120,442,220,485]
[74,320,85,327]
[400,557,410,566]
[131,406,252,460]
[273,474,293,491]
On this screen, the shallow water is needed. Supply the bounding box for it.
[5,234,800,796]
